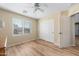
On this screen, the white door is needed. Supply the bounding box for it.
[39,19,54,42]
[60,16,71,47]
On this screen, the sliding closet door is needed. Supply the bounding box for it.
[39,19,54,42]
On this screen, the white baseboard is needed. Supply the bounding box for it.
[6,39,36,48]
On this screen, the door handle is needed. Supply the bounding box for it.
[59,32,62,34]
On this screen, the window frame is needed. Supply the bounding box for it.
[12,17,32,36]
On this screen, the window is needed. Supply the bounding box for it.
[12,17,31,36]
[12,18,23,35]
[24,21,31,34]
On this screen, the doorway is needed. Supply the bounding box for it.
[71,13,79,46]
[75,23,79,46]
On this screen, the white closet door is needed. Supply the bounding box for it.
[39,19,54,42]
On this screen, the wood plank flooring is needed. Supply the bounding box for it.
[6,39,79,56]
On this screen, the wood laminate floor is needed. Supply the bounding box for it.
[6,39,79,56]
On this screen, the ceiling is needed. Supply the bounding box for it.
[0,3,72,19]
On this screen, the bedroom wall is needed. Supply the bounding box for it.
[0,9,38,47]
